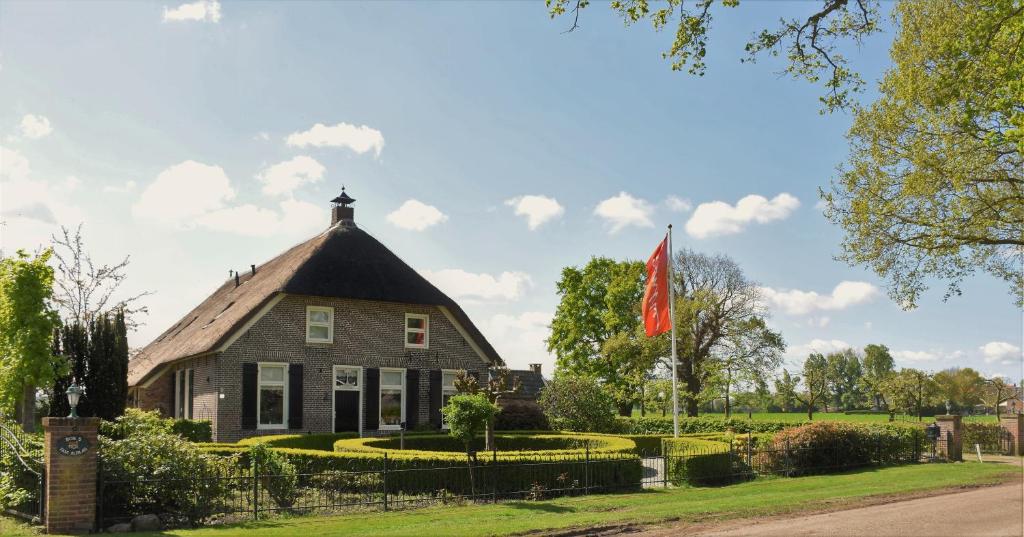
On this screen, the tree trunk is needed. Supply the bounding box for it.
[724,383,731,419]
[485,417,496,452]
[807,406,813,421]
[617,401,633,417]
[20,383,36,433]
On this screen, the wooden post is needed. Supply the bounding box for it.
[43,417,99,534]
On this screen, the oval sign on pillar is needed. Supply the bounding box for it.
[56,434,90,456]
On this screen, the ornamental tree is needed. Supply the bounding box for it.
[441,393,498,496]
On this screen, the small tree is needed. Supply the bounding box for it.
[453,368,520,451]
[442,393,498,497]
[774,369,799,413]
[537,374,617,433]
[796,353,830,420]
[982,377,1014,419]
[881,369,937,421]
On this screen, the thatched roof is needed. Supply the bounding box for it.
[128,221,503,386]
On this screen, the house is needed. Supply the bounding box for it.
[127,190,502,442]
[507,364,546,403]
[999,385,1024,415]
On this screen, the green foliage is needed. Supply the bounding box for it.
[759,421,925,476]
[442,393,499,452]
[170,419,213,442]
[963,423,1005,451]
[773,369,800,413]
[662,436,740,486]
[0,420,42,511]
[83,310,129,420]
[824,0,1024,307]
[860,344,895,408]
[101,408,212,443]
[0,249,62,417]
[334,433,635,457]
[619,416,793,435]
[797,353,830,418]
[826,349,864,411]
[100,425,235,525]
[880,368,937,419]
[495,401,550,430]
[539,374,618,433]
[237,432,359,450]
[714,316,785,417]
[933,367,986,411]
[249,443,300,509]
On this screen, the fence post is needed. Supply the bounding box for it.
[252,456,259,520]
[491,449,497,504]
[382,452,389,512]
[746,432,752,473]
[662,441,668,489]
[584,443,591,494]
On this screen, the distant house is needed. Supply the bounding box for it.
[999,385,1024,415]
[127,190,503,442]
[507,364,546,403]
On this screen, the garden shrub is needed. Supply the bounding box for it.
[662,436,743,486]
[100,428,236,525]
[963,423,1005,451]
[170,419,213,443]
[101,408,212,443]
[0,420,42,511]
[334,433,636,457]
[238,432,358,451]
[496,400,550,431]
[538,375,618,433]
[248,443,300,509]
[618,416,796,435]
[756,422,924,476]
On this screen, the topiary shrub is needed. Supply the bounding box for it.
[662,436,745,486]
[248,443,300,509]
[539,375,617,433]
[496,400,550,430]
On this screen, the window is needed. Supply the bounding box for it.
[405,313,429,349]
[334,367,360,390]
[441,370,460,429]
[258,363,288,428]
[379,368,405,429]
[306,306,334,344]
[174,368,193,419]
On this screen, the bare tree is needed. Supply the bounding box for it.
[50,224,150,328]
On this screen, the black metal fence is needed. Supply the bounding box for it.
[95,435,944,530]
[0,418,45,521]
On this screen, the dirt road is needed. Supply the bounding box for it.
[648,479,1024,537]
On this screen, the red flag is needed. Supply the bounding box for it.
[642,236,671,337]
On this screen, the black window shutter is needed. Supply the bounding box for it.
[365,368,380,431]
[428,370,442,429]
[241,363,257,430]
[188,369,195,419]
[406,369,420,429]
[168,371,177,419]
[288,363,303,430]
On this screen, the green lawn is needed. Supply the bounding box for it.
[6,461,1012,537]
[639,411,999,424]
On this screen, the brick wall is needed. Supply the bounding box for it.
[1000,414,1023,456]
[43,417,99,534]
[215,294,490,442]
[133,369,173,417]
[132,355,218,433]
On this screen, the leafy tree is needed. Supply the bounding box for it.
[713,317,785,417]
[673,249,765,416]
[442,393,499,496]
[933,367,986,412]
[880,368,937,421]
[982,377,1016,418]
[860,344,895,409]
[823,0,1024,308]
[0,250,62,430]
[796,353,830,420]
[538,374,617,432]
[548,257,652,415]
[774,369,800,413]
[825,348,863,411]
[454,368,520,451]
[548,0,882,111]
[600,324,670,415]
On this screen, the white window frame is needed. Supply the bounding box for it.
[332,365,363,436]
[378,367,406,430]
[174,368,193,419]
[404,313,429,349]
[306,306,334,344]
[257,362,289,430]
[440,369,460,430]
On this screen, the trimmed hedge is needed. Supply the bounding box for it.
[237,433,359,451]
[963,423,1005,451]
[333,433,637,459]
[618,416,795,435]
[662,436,740,486]
[170,419,213,443]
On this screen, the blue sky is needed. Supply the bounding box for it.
[1,1,1021,380]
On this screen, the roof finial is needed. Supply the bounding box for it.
[331,187,356,208]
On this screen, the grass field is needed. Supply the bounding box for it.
[638,411,999,424]
[4,461,1015,537]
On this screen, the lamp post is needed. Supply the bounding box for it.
[65,381,83,418]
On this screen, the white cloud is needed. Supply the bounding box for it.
[386,199,447,231]
[685,193,800,239]
[479,311,554,371]
[760,281,879,316]
[980,341,1022,365]
[257,156,325,197]
[62,176,81,191]
[788,339,851,359]
[421,269,532,301]
[18,114,52,139]
[665,195,692,212]
[594,192,654,233]
[162,0,222,23]
[133,160,235,226]
[103,180,137,193]
[504,195,564,230]
[285,122,385,157]
[194,199,324,237]
[806,316,830,328]
[892,350,940,362]
[254,132,270,141]
[0,146,84,250]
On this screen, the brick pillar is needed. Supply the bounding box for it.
[43,417,100,534]
[1000,414,1024,456]
[935,415,962,461]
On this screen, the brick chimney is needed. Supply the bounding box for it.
[330,187,356,226]
[529,363,542,375]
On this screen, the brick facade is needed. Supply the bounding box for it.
[211,294,489,442]
[43,417,99,534]
[935,415,963,461]
[1000,414,1023,456]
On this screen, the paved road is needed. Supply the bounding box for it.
[663,479,1024,537]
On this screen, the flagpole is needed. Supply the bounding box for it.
[668,224,679,438]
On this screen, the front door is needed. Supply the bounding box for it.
[333,366,361,433]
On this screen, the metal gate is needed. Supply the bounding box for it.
[0,418,45,522]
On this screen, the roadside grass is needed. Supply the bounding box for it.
[133,461,1016,537]
[637,412,998,424]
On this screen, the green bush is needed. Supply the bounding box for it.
[539,375,618,433]
[101,408,211,443]
[238,432,358,451]
[0,420,42,511]
[248,443,299,509]
[334,433,637,458]
[170,419,212,442]
[662,436,743,486]
[618,416,795,435]
[756,422,924,476]
[496,400,550,430]
[100,429,236,525]
[963,423,1005,451]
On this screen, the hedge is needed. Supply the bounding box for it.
[237,433,359,451]
[333,433,637,459]
[618,416,795,435]
[661,436,741,486]
[963,423,1005,451]
[755,422,926,477]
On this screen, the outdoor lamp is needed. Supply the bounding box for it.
[66,381,83,418]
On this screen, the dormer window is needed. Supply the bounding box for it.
[405,313,429,349]
[306,306,334,344]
